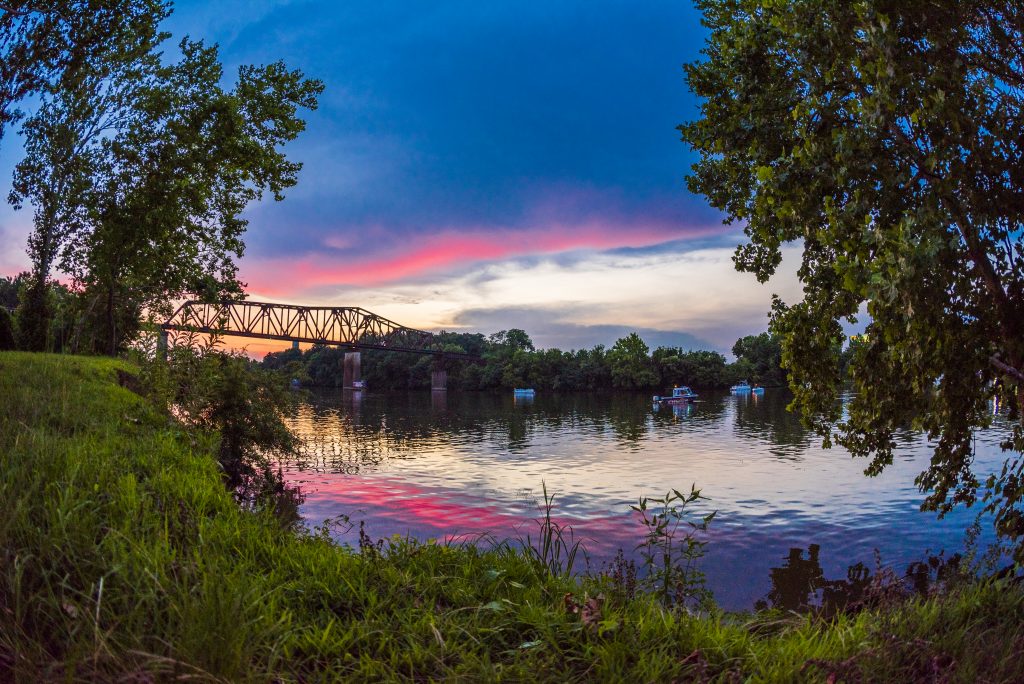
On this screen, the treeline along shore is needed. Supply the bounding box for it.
[261,329,837,391]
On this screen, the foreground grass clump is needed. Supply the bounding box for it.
[2,352,1023,682]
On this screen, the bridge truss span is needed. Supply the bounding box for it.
[162,300,475,359]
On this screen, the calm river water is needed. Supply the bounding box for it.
[278,388,1012,610]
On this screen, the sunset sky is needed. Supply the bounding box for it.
[0,0,804,355]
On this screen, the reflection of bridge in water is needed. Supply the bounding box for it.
[160,300,480,390]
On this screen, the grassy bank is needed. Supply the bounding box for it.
[1,352,1022,682]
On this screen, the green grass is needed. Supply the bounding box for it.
[1,351,1022,682]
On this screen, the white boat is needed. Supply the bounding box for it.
[513,388,535,396]
[653,386,698,404]
[351,380,366,391]
[730,380,752,393]
[751,386,765,395]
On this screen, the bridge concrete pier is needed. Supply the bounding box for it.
[431,369,447,391]
[431,389,447,411]
[343,351,361,389]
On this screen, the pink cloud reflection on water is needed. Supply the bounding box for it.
[283,467,645,560]
[278,467,782,609]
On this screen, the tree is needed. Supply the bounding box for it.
[0,272,27,309]
[653,346,734,389]
[840,334,869,379]
[684,350,731,388]
[609,333,657,389]
[0,307,15,350]
[0,1,170,146]
[90,40,320,353]
[681,0,1024,555]
[13,36,322,353]
[13,277,75,352]
[575,345,611,391]
[158,346,302,524]
[489,328,535,352]
[731,333,784,386]
[7,3,322,354]
[10,70,123,350]
[4,2,168,348]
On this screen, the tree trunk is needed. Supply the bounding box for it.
[17,277,49,352]
[20,204,58,352]
[106,281,116,356]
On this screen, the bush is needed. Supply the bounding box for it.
[14,278,49,351]
[140,338,302,525]
[0,308,15,351]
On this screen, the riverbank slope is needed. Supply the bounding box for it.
[1,352,1020,681]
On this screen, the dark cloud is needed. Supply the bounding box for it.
[168,0,718,259]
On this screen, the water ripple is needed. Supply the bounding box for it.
[279,388,1014,609]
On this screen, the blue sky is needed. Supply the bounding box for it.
[0,0,803,353]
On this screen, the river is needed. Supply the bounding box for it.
[278,387,1013,610]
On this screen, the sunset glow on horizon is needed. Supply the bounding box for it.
[0,0,799,353]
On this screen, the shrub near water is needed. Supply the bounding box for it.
[2,352,1023,682]
[0,308,15,350]
[142,343,303,523]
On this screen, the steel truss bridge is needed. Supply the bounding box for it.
[161,300,478,360]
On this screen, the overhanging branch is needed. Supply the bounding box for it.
[991,355,1024,383]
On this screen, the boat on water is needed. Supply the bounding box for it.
[731,380,765,394]
[351,380,366,391]
[513,388,536,396]
[653,386,699,404]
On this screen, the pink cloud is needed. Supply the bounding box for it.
[241,220,725,297]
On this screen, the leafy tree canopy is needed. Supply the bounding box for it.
[732,332,784,386]
[609,332,658,389]
[0,307,14,350]
[488,328,536,353]
[0,1,170,144]
[0,272,27,309]
[681,0,1024,554]
[8,9,323,353]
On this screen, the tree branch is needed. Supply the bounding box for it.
[945,199,1020,339]
[0,4,32,16]
[991,355,1024,383]
[886,121,1023,356]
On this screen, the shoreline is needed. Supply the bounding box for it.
[2,352,1021,681]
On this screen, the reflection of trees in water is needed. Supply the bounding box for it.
[604,396,652,445]
[448,392,657,448]
[283,393,462,473]
[285,391,669,465]
[732,390,812,453]
[283,389,833,472]
[650,392,729,428]
[755,544,964,615]
[282,404,384,474]
[756,544,828,612]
